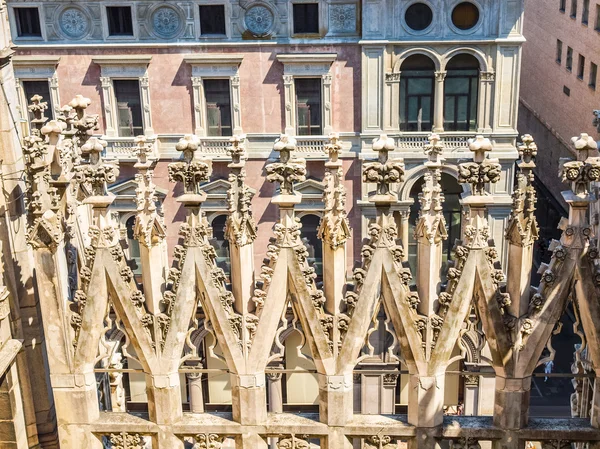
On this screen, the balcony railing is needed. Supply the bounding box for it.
[102,136,157,161]
[392,133,473,152]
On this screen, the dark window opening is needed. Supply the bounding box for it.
[107,6,133,36]
[199,5,226,35]
[125,216,141,276]
[113,79,144,137]
[556,39,563,64]
[399,54,435,132]
[582,0,590,24]
[590,63,597,89]
[204,79,232,137]
[15,8,41,37]
[444,54,479,132]
[595,5,600,30]
[295,78,322,135]
[405,3,433,31]
[451,2,480,30]
[560,0,566,11]
[570,0,577,18]
[293,3,319,34]
[563,85,571,96]
[578,54,586,79]
[299,214,322,280]
[210,215,230,279]
[22,80,53,121]
[566,47,573,71]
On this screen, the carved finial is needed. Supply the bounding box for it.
[28,94,48,132]
[266,134,306,195]
[560,133,600,197]
[318,133,351,248]
[134,153,164,248]
[458,135,500,196]
[225,135,257,246]
[415,133,447,244]
[363,134,404,202]
[132,135,154,166]
[65,95,98,147]
[169,135,211,197]
[593,110,600,133]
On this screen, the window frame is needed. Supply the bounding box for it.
[104,5,136,39]
[570,0,578,18]
[399,70,435,132]
[92,56,154,138]
[560,0,566,12]
[291,2,321,37]
[113,79,145,138]
[590,62,598,89]
[12,56,61,129]
[202,78,234,137]
[443,67,480,132]
[556,39,563,64]
[577,54,586,80]
[582,0,590,24]
[595,4,600,31]
[294,78,323,136]
[198,4,228,37]
[276,53,336,135]
[11,6,44,40]
[566,47,574,71]
[184,54,244,137]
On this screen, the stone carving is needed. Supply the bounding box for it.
[365,435,397,449]
[560,133,600,197]
[318,133,351,248]
[593,109,600,133]
[245,5,275,36]
[450,438,482,449]
[60,8,89,39]
[329,4,357,33]
[107,432,147,449]
[458,135,501,196]
[276,435,311,448]
[152,6,182,38]
[168,135,211,195]
[363,134,405,199]
[192,433,225,448]
[266,135,306,195]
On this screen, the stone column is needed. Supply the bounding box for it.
[322,72,333,135]
[187,373,204,413]
[398,208,410,262]
[384,71,401,132]
[267,371,283,413]
[493,376,531,430]
[318,373,354,426]
[139,74,154,136]
[477,71,495,133]
[408,373,446,428]
[283,75,296,135]
[231,74,243,135]
[433,71,446,133]
[381,373,398,414]
[100,76,116,137]
[463,374,479,416]
[231,372,267,425]
[192,76,205,136]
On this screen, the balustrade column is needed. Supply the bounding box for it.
[187,373,204,413]
[433,71,446,133]
[398,207,410,262]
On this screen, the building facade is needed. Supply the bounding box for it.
[8,1,600,449]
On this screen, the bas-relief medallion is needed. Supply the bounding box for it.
[329,4,356,33]
[60,8,89,39]
[152,6,182,38]
[244,5,275,36]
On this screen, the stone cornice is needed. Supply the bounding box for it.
[183,54,244,66]
[12,55,60,66]
[92,55,152,66]
[276,53,337,65]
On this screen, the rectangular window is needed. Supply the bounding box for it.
[199,5,226,35]
[578,54,586,79]
[400,72,434,132]
[293,3,319,34]
[590,62,598,89]
[107,6,133,36]
[22,80,53,120]
[295,78,322,135]
[113,79,143,137]
[571,0,577,18]
[15,8,41,37]
[444,69,479,132]
[596,5,600,30]
[203,79,232,137]
[560,0,566,11]
[556,39,563,64]
[566,47,573,71]
[582,0,590,23]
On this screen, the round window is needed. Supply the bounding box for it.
[405,3,433,31]
[451,2,480,30]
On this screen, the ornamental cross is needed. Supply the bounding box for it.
[265,134,307,195]
[458,135,501,196]
[363,134,404,198]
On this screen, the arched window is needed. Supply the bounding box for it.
[125,216,141,276]
[399,55,435,132]
[407,174,463,281]
[444,54,480,131]
[299,214,322,279]
[210,215,230,279]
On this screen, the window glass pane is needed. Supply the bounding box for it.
[199,5,226,35]
[203,79,232,137]
[125,216,141,276]
[590,63,598,89]
[299,214,322,279]
[15,8,41,37]
[444,56,479,131]
[113,79,143,137]
[295,78,322,135]
[107,7,133,36]
[210,215,230,280]
[22,80,53,120]
[293,3,319,34]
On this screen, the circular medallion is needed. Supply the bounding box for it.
[405,3,433,31]
[60,8,89,39]
[152,6,182,38]
[451,2,480,30]
[245,5,274,36]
